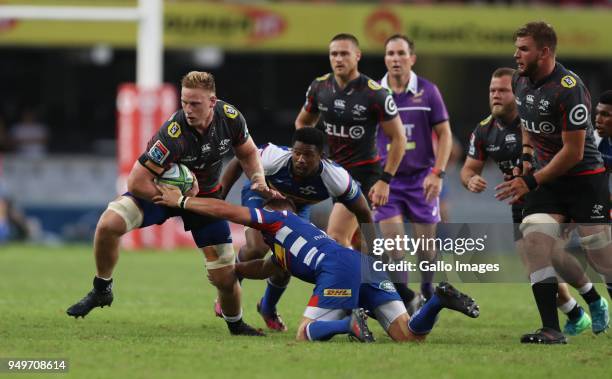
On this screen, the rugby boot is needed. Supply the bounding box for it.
[66,288,113,318]
[589,297,610,334]
[348,308,375,343]
[227,320,266,337]
[257,298,288,332]
[563,310,591,336]
[435,282,480,318]
[520,327,567,344]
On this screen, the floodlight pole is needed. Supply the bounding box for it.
[0,0,163,88]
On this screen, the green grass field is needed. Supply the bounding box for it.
[1,244,610,379]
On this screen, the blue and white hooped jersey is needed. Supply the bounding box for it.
[257,143,361,206]
[598,137,612,171]
[248,207,339,283]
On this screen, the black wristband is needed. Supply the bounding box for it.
[521,153,533,164]
[521,174,538,191]
[380,171,393,184]
[522,144,533,149]
[179,196,189,209]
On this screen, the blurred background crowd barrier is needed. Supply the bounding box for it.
[0,0,610,245]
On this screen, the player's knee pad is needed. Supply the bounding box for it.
[579,229,611,251]
[519,213,560,239]
[205,243,236,270]
[106,196,143,232]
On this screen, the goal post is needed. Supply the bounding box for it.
[0,0,163,87]
[0,1,192,249]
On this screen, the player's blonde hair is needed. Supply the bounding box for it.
[181,71,216,93]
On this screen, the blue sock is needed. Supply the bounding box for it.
[260,278,287,316]
[306,318,350,341]
[408,294,443,335]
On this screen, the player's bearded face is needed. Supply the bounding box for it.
[329,40,360,78]
[291,142,321,177]
[514,37,541,77]
[489,76,516,118]
[181,87,216,128]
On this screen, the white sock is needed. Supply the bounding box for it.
[529,266,556,285]
[222,309,243,323]
[558,298,577,314]
[578,282,593,294]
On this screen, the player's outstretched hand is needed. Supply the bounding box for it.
[369,180,389,208]
[153,184,182,208]
[494,177,528,204]
[467,175,487,193]
[251,182,286,200]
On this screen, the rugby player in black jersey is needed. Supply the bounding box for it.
[495,22,611,343]
[462,67,607,338]
[67,71,282,336]
[295,33,406,248]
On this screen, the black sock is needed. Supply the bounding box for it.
[567,304,583,322]
[581,286,601,305]
[93,276,112,292]
[532,277,560,331]
[393,282,416,304]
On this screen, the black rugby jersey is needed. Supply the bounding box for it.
[512,63,603,175]
[303,73,398,168]
[468,115,523,176]
[139,100,250,194]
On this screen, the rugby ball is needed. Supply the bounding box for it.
[156,163,194,194]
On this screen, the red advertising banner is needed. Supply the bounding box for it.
[116,83,195,250]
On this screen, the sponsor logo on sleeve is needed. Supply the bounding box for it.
[223,104,239,119]
[561,75,577,88]
[367,79,382,90]
[385,95,398,115]
[479,115,492,126]
[346,180,359,199]
[468,133,476,156]
[148,140,170,165]
[323,289,352,297]
[569,104,588,125]
[167,122,181,138]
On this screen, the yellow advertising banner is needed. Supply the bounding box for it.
[0,1,610,57]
